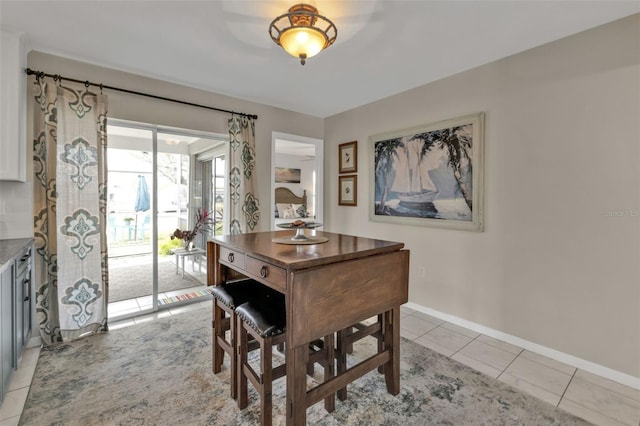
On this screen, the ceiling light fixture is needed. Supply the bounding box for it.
[269,3,337,65]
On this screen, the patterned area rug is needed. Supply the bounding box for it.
[19,308,590,425]
[108,257,204,302]
[158,288,213,306]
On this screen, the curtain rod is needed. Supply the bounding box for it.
[25,68,258,120]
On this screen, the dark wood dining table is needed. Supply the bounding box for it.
[207,230,409,425]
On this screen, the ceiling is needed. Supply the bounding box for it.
[275,139,316,157]
[1,1,638,118]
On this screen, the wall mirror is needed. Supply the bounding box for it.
[270,132,323,230]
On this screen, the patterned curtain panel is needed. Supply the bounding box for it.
[33,81,109,344]
[228,116,260,234]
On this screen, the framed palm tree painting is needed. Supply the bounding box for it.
[369,113,484,231]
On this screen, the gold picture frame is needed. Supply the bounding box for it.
[339,141,357,174]
[339,174,357,206]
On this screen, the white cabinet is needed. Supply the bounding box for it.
[0,29,28,182]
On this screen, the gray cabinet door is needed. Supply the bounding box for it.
[15,246,31,349]
[13,247,30,355]
[13,269,23,365]
[1,264,15,402]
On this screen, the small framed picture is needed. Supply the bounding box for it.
[338,174,357,206]
[339,141,357,174]
[274,167,301,183]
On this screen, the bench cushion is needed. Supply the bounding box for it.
[236,293,286,337]
[211,279,268,310]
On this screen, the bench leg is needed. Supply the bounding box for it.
[213,302,225,374]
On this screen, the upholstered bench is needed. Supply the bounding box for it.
[211,278,275,399]
[236,297,335,426]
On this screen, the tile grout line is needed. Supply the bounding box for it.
[559,384,634,426]
[422,324,478,353]
[496,348,524,380]
[413,327,452,354]
[566,370,640,426]
[557,368,577,408]
[476,335,522,356]
[449,329,480,358]
[498,371,566,407]
[519,351,579,377]
[402,315,440,340]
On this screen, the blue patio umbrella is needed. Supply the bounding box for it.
[134,175,150,212]
[134,175,150,239]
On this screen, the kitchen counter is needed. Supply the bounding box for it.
[0,238,34,271]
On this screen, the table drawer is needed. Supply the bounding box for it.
[220,247,245,270]
[246,256,286,291]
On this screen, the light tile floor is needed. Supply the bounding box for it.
[0,346,41,426]
[399,306,640,426]
[2,304,639,426]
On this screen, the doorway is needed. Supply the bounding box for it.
[270,132,323,230]
[106,120,227,320]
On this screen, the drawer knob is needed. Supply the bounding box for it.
[228,253,234,263]
[259,266,268,278]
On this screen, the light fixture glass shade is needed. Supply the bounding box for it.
[269,3,337,65]
[279,27,327,60]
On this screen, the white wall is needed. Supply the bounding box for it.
[324,15,640,379]
[0,181,32,238]
[24,51,325,233]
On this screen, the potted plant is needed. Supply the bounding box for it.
[170,208,214,250]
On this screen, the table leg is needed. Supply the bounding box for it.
[286,344,308,425]
[384,307,401,395]
[175,253,179,275]
[336,329,348,401]
[181,256,185,278]
[323,333,335,413]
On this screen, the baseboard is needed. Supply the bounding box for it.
[404,301,640,391]
[27,335,42,348]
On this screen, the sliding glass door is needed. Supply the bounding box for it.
[193,148,226,248]
[106,127,154,314]
[106,120,227,319]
